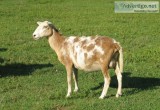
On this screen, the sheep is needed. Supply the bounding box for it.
[32,21,123,99]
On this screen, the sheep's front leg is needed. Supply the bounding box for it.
[66,64,73,98]
[72,66,78,92]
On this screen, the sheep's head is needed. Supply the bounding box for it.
[33,21,57,40]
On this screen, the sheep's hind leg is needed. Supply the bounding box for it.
[115,62,122,98]
[99,67,111,99]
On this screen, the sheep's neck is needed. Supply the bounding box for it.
[48,31,65,55]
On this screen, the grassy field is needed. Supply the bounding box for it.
[0,0,160,110]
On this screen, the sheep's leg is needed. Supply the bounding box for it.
[115,62,122,97]
[66,64,73,98]
[72,66,78,92]
[99,67,111,99]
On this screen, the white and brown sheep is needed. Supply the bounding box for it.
[32,21,123,99]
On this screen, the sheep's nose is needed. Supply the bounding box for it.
[33,34,36,37]
[32,34,37,40]
[33,34,37,39]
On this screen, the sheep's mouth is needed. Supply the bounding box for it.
[33,37,40,40]
[33,36,40,40]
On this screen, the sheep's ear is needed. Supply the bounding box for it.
[37,21,42,25]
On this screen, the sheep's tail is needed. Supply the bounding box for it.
[114,41,123,73]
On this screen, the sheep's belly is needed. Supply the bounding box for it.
[73,61,101,72]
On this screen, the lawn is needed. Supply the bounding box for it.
[0,0,160,110]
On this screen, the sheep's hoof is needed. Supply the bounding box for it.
[116,94,122,98]
[66,94,71,98]
[74,89,78,92]
[99,96,105,99]
[66,96,71,98]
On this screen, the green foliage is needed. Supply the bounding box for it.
[0,0,160,110]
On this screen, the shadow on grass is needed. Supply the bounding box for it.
[91,72,160,95]
[0,63,53,77]
[0,48,7,63]
[0,48,54,77]
[0,58,4,63]
[0,48,7,52]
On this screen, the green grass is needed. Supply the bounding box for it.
[0,0,160,109]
